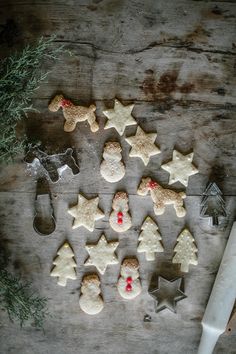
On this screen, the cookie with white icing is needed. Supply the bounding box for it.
[109,192,131,232]
[103,99,137,135]
[79,274,104,315]
[125,126,161,166]
[137,216,164,261]
[100,142,125,183]
[117,258,141,300]
[85,234,119,275]
[68,194,105,232]
[161,150,198,187]
[50,242,77,286]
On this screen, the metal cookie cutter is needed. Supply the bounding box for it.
[33,178,56,236]
[25,147,80,183]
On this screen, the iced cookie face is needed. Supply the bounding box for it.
[120,258,139,280]
[112,192,129,212]
[103,142,122,161]
[81,275,101,296]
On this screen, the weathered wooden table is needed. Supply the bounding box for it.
[0,1,236,353]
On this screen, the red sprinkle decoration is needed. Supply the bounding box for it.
[61,99,72,108]
[126,277,132,284]
[126,284,132,292]
[125,277,133,292]
[117,211,123,224]
[148,180,158,189]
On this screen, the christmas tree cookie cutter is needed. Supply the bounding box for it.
[200,182,227,226]
[24,147,79,183]
[33,178,56,236]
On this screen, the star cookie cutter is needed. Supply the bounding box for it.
[33,178,56,236]
[24,147,79,183]
[148,275,187,314]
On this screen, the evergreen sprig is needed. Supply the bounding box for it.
[0,36,64,163]
[0,268,48,328]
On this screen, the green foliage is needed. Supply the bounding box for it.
[0,36,64,164]
[0,268,48,328]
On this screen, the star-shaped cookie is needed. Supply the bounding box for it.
[85,234,119,275]
[149,276,186,313]
[68,194,104,232]
[161,150,198,187]
[125,127,161,166]
[103,99,137,135]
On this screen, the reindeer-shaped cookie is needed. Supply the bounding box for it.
[48,94,99,133]
[137,177,186,217]
[109,192,132,232]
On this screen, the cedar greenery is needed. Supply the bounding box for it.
[0,268,48,328]
[0,36,64,163]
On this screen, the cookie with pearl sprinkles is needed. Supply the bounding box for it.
[117,258,142,300]
[161,150,198,187]
[84,234,119,275]
[109,192,132,232]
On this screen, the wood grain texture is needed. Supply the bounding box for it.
[0,0,236,353]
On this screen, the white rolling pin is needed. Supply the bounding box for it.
[198,221,236,354]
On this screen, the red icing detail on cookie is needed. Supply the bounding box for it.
[118,218,123,224]
[117,212,123,218]
[126,276,133,284]
[148,180,158,189]
[61,99,72,108]
[126,284,132,292]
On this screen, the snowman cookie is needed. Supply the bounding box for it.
[79,274,104,315]
[109,192,132,232]
[117,258,142,299]
[100,142,125,183]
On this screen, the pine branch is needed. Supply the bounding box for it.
[0,268,48,328]
[0,36,64,164]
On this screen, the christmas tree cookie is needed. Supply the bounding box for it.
[161,150,198,187]
[109,192,132,232]
[50,242,77,286]
[137,177,186,217]
[117,258,141,300]
[79,274,104,315]
[100,141,125,183]
[48,94,99,132]
[172,228,198,272]
[137,217,164,261]
[125,126,161,166]
[85,234,119,275]
[68,194,104,232]
[103,99,137,135]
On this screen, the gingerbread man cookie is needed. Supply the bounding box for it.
[79,274,104,315]
[48,94,99,133]
[100,142,125,183]
[117,258,142,300]
[109,192,132,232]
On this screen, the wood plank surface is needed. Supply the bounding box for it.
[0,0,236,353]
